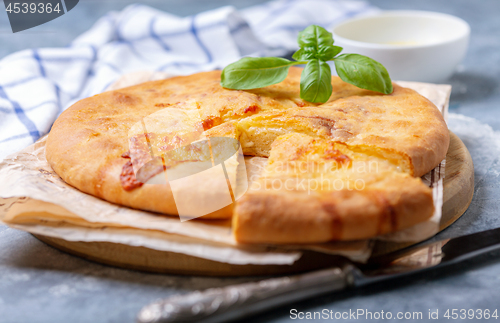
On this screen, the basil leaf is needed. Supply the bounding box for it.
[221,57,301,90]
[300,59,333,103]
[292,47,315,61]
[297,25,334,52]
[294,45,343,61]
[316,45,343,61]
[333,54,393,94]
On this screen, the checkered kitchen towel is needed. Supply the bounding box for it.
[0,0,378,160]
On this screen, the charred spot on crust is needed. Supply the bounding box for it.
[120,160,144,191]
[113,92,139,105]
[155,103,173,107]
[298,115,336,133]
[290,146,309,160]
[243,105,260,114]
[154,101,181,108]
[121,151,131,159]
[317,120,335,133]
[324,149,351,165]
[144,132,156,141]
[199,116,222,131]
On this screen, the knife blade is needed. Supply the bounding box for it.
[137,227,500,323]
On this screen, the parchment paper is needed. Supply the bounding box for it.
[0,73,450,265]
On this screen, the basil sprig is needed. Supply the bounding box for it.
[220,25,393,103]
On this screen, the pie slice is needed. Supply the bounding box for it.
[233,133,434,243]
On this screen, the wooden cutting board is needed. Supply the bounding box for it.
[27,132,474,276]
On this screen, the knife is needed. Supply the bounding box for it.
[137,227,500,323]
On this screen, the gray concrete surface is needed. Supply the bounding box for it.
[1,0,500,322]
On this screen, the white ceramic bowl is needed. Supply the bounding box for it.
[332,11,470,83]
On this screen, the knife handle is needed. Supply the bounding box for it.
[137,265,357,323]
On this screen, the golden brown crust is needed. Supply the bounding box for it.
[233,185,434,243]
[46,68,448,241]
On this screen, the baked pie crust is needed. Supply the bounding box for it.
[46,68,449,243]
